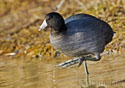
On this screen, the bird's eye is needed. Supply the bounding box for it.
[48,16,53,21]
[48,17,51,20]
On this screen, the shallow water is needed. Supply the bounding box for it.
[0,59,55,88]
[0,59,88,88]
[0,55,125,88]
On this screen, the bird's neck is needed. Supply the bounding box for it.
[51,25,67,36]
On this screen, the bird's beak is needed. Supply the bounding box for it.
[39,19,47,31]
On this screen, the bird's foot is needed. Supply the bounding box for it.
[56,54,100,69]
[56,58,80,69]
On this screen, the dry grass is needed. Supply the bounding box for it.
[0,0,124,60]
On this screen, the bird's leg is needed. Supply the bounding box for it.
[78,56,84,67]
[83,59,89,87]
[78,56,89,86]
[56,58,80,69]
[78,54,101,67]
[83,58,89,75]
[56,54,101,69]
[85,54,101,61]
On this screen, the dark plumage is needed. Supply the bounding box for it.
[39,12,114,85]
[39,12,114,59]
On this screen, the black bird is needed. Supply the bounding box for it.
[39,12,114,85]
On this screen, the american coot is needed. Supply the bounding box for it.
[39,12,114,85]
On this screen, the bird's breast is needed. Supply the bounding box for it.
[50,32,102,57]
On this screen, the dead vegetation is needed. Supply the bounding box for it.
[0,0,124,60]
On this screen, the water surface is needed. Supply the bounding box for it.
[0,55,124,88]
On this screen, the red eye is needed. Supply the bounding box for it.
[48,17,52,20]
